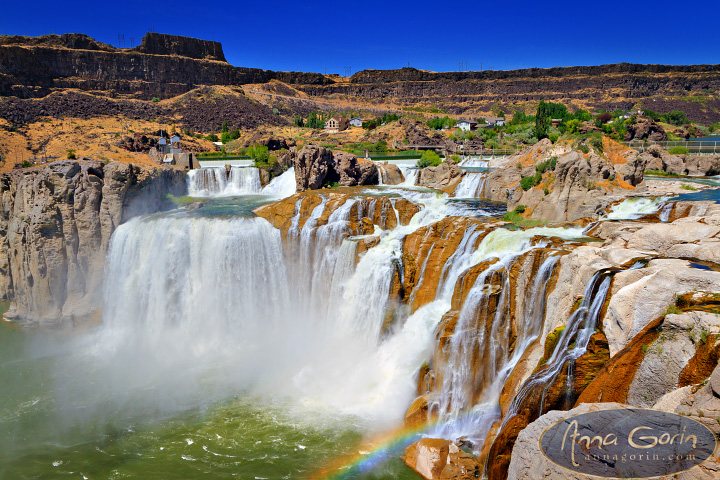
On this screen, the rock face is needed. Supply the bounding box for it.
[290,145,378,192]
[401,118,446,146]
[376,163,405,185]
[405,439,478,480]
[418,158,464,191]
[0,33,330,99]
[641,145,720,176]
[0,160,186,326]
[486,138,646,222]
[624,116,667,141]
[507,402,720,480]
[133,32,226,61]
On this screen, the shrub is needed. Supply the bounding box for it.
[417,150,442,168]
[535,157,557,174]
[514,205,526,214]
[520,174,540,191]
[664,110,690,127]
[578,144,590,154]
[205,134,219,142]
[668,146,690,155]
[548,133,559,143]
[151,97,160,102]
[590,137,603,153]
[21,160,32,168]
[248,144,270,165]
[66,149,76,159]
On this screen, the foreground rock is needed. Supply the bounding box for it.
[418,157,464,191]
[507,402,720,480]
[405,438,478,480]
[289,145,379,192]
[0,160,186,326]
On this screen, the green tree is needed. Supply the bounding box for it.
[664,110,690,126]
[535,101,550,140]
[221,121,228,133]
[416,150,442,168]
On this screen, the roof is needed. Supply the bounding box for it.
[170,135,180,142]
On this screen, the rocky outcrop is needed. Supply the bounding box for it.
[0,160,187,326]
[401,118,446,146]
[624,116,667,141]
[418,158,464,192]
[290,145,379,192]
[133,32,226,61]
[0,33,330,100]
[253,190,420,237]
[404,439,478,480]
[376,163,405,185]
[487,138,647,222]
[641,145,720,176]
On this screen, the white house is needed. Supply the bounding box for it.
[458,120,472,131]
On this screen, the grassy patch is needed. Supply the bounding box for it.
[645,169,686,178]
[502,210,546,227]
[680,184,698,190]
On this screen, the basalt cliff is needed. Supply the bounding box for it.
[0,160,186,326]
[1,33,719,124]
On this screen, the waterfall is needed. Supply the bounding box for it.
[261,167,297,198]
[377,165,385,185]
[186,167,228,196]
[501,269,614,427]
[454,172,487,198]
[96,194,445,427]
[459,157,489,168]
[398,166,419,187]
[187,167,262,196]
[603,196,668,220]
[187,167,296,198]
[659,202,673,222]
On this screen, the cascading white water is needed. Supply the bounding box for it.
[501,270,614,427]
[186,167,229,196]
[428,227,574,446]
[261,167,297,198]
[398,166,419,187]
[454,172,487,198]
[458,157,489,168]
[187,167,297,199]
[187,167,262,196]
[603,196,668,220]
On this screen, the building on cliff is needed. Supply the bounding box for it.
[325,116,349,133]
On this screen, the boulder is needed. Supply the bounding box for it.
[290,145,380,192]
[506,402,720,480]
[603,260,720,355]
[334,152,378,187]
[376,162,405,185]
[405,439,478,480]
[624,116,667,142]
[418,157,464,191]
[626,311,720,407]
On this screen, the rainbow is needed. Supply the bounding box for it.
[312,423,430,479]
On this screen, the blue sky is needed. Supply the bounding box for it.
[1,0,718,74]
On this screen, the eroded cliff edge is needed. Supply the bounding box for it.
[0,160,186,326]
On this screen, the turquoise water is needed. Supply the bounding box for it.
[0,317,420,480]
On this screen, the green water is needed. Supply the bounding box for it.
[0,320,421,479]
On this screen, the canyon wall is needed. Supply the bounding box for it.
[0,160,187,326]
[0,33,330,99]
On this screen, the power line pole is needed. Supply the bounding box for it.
[117,34,125,48]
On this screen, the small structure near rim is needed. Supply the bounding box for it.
[325,116,349,133]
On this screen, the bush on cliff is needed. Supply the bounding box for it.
[416,150,442,168]
[664,110,690,127]
[668,146,690,155]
